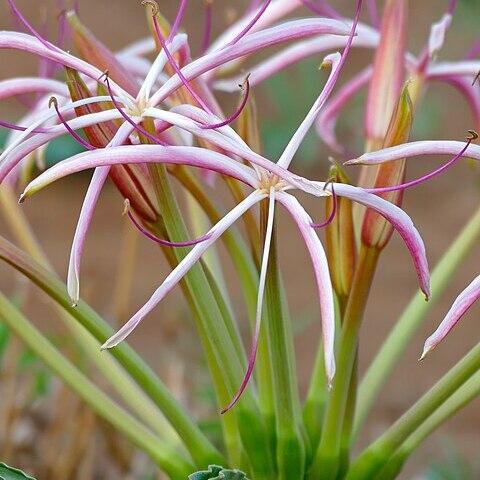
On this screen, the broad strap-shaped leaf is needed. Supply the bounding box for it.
[0,462,36,480]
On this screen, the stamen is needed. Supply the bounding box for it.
[0,120,49,134]
[124,199,212,247]
[100,71,168,146]
[141,0,159,16]
[311,184,337,229]
[7,0,56,51]
[200,0,213,56]
[144,1,211,113]
[169,0,188,43]
[49,96,96,150]
[200,74,250,130]
[366,132,477,195]
[221,187,276,414]
[226,0,271,47]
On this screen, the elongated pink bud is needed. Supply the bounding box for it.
[364,0,408,150]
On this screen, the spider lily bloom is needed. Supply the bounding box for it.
[421,275,480,360]
[19,34,431,411]
[0,1,353,307]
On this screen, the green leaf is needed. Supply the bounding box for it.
[0,462,36,480]
[188,465,249,480]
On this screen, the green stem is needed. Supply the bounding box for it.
[0,292,193,480]
[375,369,480,480]
[354,205,480,440]
[148,163,273,478]
[262,204,305,480]
[311,247,379,479]
[0,235,224,468]
[173,167,276,443]
[0,185,181,448]
[346,341,480,479]
[337,352,358,479]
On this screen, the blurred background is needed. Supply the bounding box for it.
[0,0,479,478]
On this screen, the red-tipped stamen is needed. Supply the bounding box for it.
[49,96,96,151]
[200,75,250,130]
[200,0,213,55]
[7,0,56,51]
[366,133,477,195]
[311,185,337,229]
[124,199,211,247]
[227,0,272,47]
[101,72,168,146]
[0,120,49,134]
[143,1,211,113]
[168,0,188,43]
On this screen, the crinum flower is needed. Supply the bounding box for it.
[3,0,432,411]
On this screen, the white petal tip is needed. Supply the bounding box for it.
[419,341,437,361]
[18,193,26,204]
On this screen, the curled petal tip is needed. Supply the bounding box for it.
[18,193,26,204]
[71,301,78,308]
[419,345,434,362]
[343,158,360,166]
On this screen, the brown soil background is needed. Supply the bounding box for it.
[0,1,479,478]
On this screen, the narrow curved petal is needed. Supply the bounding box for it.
[427,61,480,78]
[222,187,276,413]
[67,166,110,305]
[347,140,480,165]
[214,26,378,92]
[0,31,130,99]
[150,18,353,107]
[316,66,372,155]
[278,0,362,169]
[66,121,134,305]
[20,144,259,200]
[0,98,121,165]
[0,109,122,183]
[329,183,431,299]
[421,275,480,359]
[102,190,267,349]
[138,33,188,100]
[145,106,329,196]
[428,75,480,129]
[0,77,69,100]
[207,0,303,54]
[276,191,336,385]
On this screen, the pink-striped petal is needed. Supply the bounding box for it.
[278,0,363,169]
[150,18,353,107]
[20,145,259,200]
[101,190,267,349]
[222,187,276,413]
[0,109,122,183]
[0,77,69,100]
[66,121,134,305]
[213,27,378,92]
[421,275,480,360]
[276,191,335,385]
[427,61,480,79]
[328,183,431,299]
[316,66,372,155]
[347,140,480,165]
[0,31,131,99]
